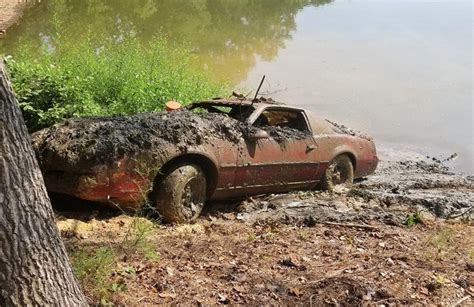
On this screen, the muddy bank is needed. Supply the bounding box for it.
[0,0,33,35]
[52,150,473,305]
[207,157,473,226]
[32,110,309,172]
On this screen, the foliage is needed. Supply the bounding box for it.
[70,247,117,302]
[70,216,160,303]
[404,212,423,227]
[122,217,160,261]
[0,0,333,83]
[5,34,226,131]
[429,227,454,260]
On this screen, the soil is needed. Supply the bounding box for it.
[54,155,473,305]
[32,111,244,171]
[31,110,310,172]
[229,158,473,225]
[326,119,372,141]
[0,0,32,35]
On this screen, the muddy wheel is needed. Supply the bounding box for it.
[155,164,206,223]
[321,155,354,192]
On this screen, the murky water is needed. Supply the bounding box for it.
[1,0,472,172]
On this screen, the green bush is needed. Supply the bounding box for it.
[5,35,226,131]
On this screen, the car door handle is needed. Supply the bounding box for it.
[306,144,317,152]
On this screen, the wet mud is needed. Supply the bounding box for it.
[32,110,309,172]
[32,111,241,170]
[209,157,473,225]
[326,119,372,141]
[32,111,472,226]
[0,0,31,35]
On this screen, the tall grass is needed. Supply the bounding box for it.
[5,34,226,131]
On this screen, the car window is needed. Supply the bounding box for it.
[254,109,309,132]
[189,104,254,121]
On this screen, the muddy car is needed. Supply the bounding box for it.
[32,98,378,223]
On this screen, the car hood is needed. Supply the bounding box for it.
[31,111,247,172]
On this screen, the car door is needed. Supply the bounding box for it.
[234,107,320,196]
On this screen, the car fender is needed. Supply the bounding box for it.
[331,143,358,167]
[153,147,220,197]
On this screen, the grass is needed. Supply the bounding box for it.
[70,215,160,303]
[422,226,456,262]
[70,247,118,303]
[4,33,227,132]
[122,217,160,261]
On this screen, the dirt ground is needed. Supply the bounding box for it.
[0,0,31,35]
[55,156,473,305]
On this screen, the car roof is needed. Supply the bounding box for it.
[190,98,337,135]
[190,97,303,110]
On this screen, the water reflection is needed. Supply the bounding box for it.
[0,0,332,82]
[1,0,471,172]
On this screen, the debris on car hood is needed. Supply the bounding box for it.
[31,110,311,171]
[32,111,244,170]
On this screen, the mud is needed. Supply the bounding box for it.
[326,119,372,141]
[32,109,472,224]
[0,0,32,35]
[209,156,473,225]
[32,110,310,172]
[50,150,473,305]
[252,125,310,143]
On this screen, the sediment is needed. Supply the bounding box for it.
[0,0,32,35]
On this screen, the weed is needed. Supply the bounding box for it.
[123,217,160,261]
[433,274,448,286]
[427,227,455,260]
[247,233,257,242]
[343,235,355,245]
[404,212,423,227]
[4,32,227,132]
[70,247,117,302]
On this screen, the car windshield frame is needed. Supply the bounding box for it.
[188,102,256,122]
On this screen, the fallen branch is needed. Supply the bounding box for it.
[452,295,471,307]
[448,206,473,219]
[323,221,379,230]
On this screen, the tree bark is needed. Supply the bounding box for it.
[0,62,87,305]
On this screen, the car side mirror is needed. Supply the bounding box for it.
[247,129,269,141]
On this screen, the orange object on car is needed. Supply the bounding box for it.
[165,101,182,112]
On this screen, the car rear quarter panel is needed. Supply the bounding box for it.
[305,112,377,178]
[313,134,377,178]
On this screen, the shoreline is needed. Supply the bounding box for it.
[0,0,32,35]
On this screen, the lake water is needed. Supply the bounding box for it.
[1,0,472,172]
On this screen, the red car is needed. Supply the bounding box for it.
[32,98,378,223]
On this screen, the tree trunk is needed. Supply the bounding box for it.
[0,62,87,305]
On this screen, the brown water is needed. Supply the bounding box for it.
[1,0,472,172]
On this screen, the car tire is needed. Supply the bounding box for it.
[155,164,206,223]
[321,155,354,192]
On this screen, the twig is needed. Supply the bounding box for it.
[448,206,473,219]
[323,221,379,230]
[453,295,471,307]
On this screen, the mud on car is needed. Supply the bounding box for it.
[32,98,378,223]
